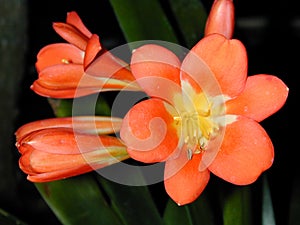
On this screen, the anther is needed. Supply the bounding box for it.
[61,59,71,64]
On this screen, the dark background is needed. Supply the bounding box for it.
[0,0,295,224]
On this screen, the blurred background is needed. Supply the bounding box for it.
[0,0,295,224]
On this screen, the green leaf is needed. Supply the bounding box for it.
[48,98,73,117]
[108,0,179,45]
[48,95,111,118]
[262,176,276,225]
[96,168,164,225]
[222,186,252,225]
[0,208,28,225]
[164,200,191,225]
[167,0,208,48]
[94,95,111,116]
[163,192,215,225]
[35,174,123,225]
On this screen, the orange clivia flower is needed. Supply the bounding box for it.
[120,0,289,205]
[15,116,129,182]
[32,11,139,99]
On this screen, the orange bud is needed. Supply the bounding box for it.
[204,0,235,39]
[16,126,129,182]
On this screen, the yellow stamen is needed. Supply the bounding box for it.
[171,83,221,160]
[61,58,71,64]
[175,110,215,160]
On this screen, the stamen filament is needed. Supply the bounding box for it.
[174,109,215,160]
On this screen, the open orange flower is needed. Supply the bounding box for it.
[15,116,129,182]
[120,0,289,205]
[31,11,140,98]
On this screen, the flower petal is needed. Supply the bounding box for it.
[35,64,131,91]
[86,50,137,84]
[180,48,223,98]
[26,148,130,183]
[19,143,129,182]
[15,116,123,141]
[31,76,140,99]
[18,128,125,154]
[21,145,128,173]
[19,146,91,173]
[191,34,247,97]
[205,0,235,39]
[84,34,102,69]
[53,22,88,50]
[130,44,181,98]
[226,74,289,122]
[30,81,100,98]
[25,164,94,182]
[35,43,84,72]
[66,11,92,38]
[208,116,274,185]
[36,64,84,89]
[164,149,210,206]
[120,98,179,163]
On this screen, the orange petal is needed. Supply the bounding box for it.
[20,146,91,173]
[15,116,123,141]
[192,34,247,97]
[36,64,84,88]
[205,0,235,39]
[226,74,289,122]
[71,116,123,134]
[35,43,84,72]
[17,129,77,154]
[84,34,102,69]
[31,76,140,99]
[66,11,92,38]
[208,116,274,185]
[26,164,94,182]
[26,149,129,183]
[181,49,223,97]
[120,98,179,163]
[130,44,181,98]
[37,64,121,90]
[53,22,89,50]
[164,150,210,206]
[30,81,100,98]
[95,77,141,92]
[87,50,136,82]
[20,143,128,173]
[19,142,129,182]
[18,128,125,154]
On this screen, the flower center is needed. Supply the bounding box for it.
[174,107,217,160]
[170,81,222,160]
